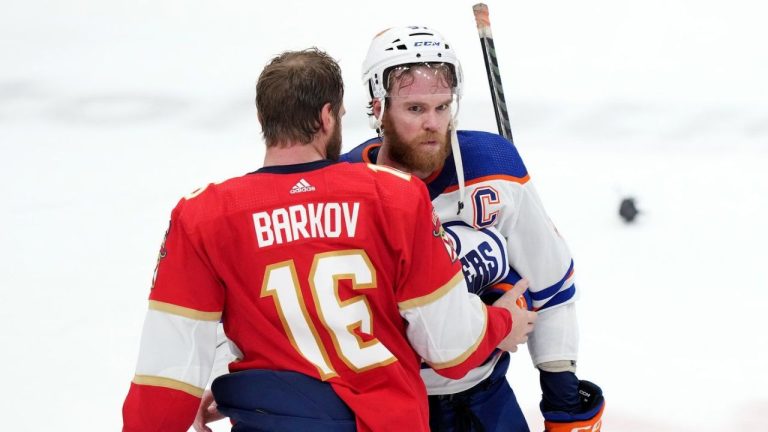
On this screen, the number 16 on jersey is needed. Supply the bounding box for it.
[261,250,397,379]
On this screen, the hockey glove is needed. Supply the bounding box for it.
[539,370,604,432]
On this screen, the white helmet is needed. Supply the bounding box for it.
[362,26,463,100]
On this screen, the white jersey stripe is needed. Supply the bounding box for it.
[400,278,488,366]
[134,309,218,392]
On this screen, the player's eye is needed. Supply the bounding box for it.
[408,105,423,113]
[436,104,450,111]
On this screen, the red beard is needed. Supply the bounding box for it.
[381,114,451,174]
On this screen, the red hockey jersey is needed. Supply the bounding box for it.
[122,160,512,431]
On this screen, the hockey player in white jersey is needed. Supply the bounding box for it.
[340,26,605,432]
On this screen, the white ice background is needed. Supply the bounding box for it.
[1,0,767,430]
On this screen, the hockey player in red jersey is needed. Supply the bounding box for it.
[340,27,605,431]
[122,48,537,432]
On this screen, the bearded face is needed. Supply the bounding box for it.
[377,66,455,177]
[381,112,450,174]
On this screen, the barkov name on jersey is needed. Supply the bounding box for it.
[252,201,360,248]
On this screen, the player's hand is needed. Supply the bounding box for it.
[540,371,605,432]
[192,389,225,432]
[493,278,536,352]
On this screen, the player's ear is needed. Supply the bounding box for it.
[319,102,334,132]
[371,99,383,118]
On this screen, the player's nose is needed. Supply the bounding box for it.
[422,110,440,131]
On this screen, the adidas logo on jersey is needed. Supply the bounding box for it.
[290,179,316,194]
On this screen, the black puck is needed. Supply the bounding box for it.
[619,197,639,223]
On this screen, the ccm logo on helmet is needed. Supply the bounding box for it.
[414,41,440,47]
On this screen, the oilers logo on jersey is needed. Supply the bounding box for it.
[442,221,509,295]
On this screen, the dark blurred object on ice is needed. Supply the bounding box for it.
[619,197,639,223]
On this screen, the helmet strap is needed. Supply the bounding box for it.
[450,118,465,216]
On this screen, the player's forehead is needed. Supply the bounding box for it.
[387,92,453,110]
[387,65,454,98]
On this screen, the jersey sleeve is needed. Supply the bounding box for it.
[394,180,512,380]
[122,200,224,431]
[497,176,579,366]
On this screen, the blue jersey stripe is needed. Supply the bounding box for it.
[529,260,575,302]
[537,284,576,311]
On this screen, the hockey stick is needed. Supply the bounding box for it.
[472,3,514,143]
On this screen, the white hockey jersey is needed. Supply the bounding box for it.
[341,130,579,394]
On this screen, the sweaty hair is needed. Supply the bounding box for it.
[385,63,455,94]
[256,48,344,146]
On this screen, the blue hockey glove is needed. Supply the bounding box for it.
[539,370,604,432]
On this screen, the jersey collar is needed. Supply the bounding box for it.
[253,159,336,174]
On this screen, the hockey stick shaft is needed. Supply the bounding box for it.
[472,3,514,143]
